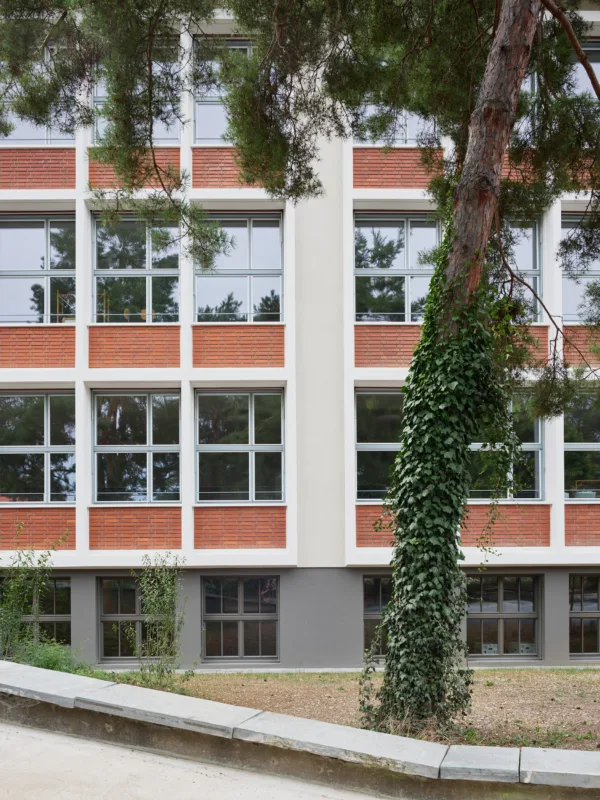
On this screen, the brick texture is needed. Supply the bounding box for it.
[194,506,286,549]
[353,148,441,189]
[565,504,600,545]
[0,507,75,550]
[525,326,549,365]
[89,325,180,368]
[89,507,181,549]
[355,325,421,368]
[357,503,550,547]
[193,324,284,368]
[0,326,75,368]
[356,505,395,547]
[192,147,253,188]
[564,326,600,367]
[88,148,180,188]
[0,149,76,189]
[461,504,551,547]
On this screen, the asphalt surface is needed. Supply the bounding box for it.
[0,721,377,799]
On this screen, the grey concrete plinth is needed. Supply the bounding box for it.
[0,663,116,708]
[233,711,447,779]
[441,744,519,782]
[521,747,600,788]
[75,682,261,738]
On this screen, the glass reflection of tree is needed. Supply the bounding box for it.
[197,293,245,322]
[253,289,280,321]
[96,222,178,322]
[355,228,406,321]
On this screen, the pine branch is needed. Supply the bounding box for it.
[540,0,600,101]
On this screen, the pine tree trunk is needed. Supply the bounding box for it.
[447,0,542,299]
[373,0,543,730]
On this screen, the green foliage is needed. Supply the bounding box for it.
[128,552,186,687]
[0,527,63,659]
[11,639,98,676]
[360,222,525,732]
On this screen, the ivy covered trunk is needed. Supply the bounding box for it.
[368,0,543,729]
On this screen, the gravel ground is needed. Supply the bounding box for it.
[179,668,600,750]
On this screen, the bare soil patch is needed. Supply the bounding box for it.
[179,668,600,750]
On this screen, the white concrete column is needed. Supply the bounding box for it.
[542,199,565,548]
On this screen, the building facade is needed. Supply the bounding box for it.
[1,15,600,669]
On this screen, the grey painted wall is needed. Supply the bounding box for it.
[56,567,595,669]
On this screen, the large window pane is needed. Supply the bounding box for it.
[562,277,589,322]
[565,451,600,498]
[355,223,405,270]
[357,450,396,499]
[197,395,249,445]
[96,221,146,270]
[196,275,248,321]
[466,619,482,655]
[151,226,179,269]
[152,395,179,445]
[49,222,76,270]
[0,395,44,446]
[196,101,228,142]
[50,396,75,446]
[584,618,599,654]
[0,276,44,323]
[514,451,539,499]
[482,619,499,655]
[356,393,403,443]
[409,275,430,321]
[469,450,507,498]
[520,576,535,612]
[503,577,519,612]
[102,579,120,614]
[50,276,76,323]
[214,221,248,269]
[355,275,405,321]
[50,453,76,502]
[0,222,45,271]
[254,395,282,444]
[151,276,179,322]
[252,276,281,321]
[205,621,222,657]
[565,393,600,443]
[204,579,221,614]
[573,48,600,95]
[583,577,599,611]
[96,453,147,502]
[243,621,260,656]
[513,395,539,443]
[255,452,282,500]
[96,275,147,323]
[251,221,281,270]
[481,576,499,612]
[570,617,583,654]
[259,578,277,613]
[152,452,180,501]
[512,224,536,272]
[222,621,238,656]
[408,221,437,269]
[198,452,249,500]
[0,453,44,501]
[261,621,277,656]
[503,618,519,654]
[96,395,147,446]
[54,579,71,615]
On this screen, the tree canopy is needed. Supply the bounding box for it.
[3,0,600,731]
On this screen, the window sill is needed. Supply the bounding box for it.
[194,502,287,508]
[352,142,423,149]
[90,503,181,509]
[192,321,284,326]
[0,142,76,149]
[88,322,181,327]
[565,498,600,503]
[466,499,548,505]
[0,502,76,507]
[192,142,234,148]
[354,321,422,326]
[0,322,75,327]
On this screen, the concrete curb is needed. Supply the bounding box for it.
[0,661,599,798]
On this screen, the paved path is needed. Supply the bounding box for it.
[0,721,376,799]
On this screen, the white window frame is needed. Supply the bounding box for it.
[93,215,180,324]
[0,392,76,504]
[355,389,403,502]
[194,39,251,145]
[561,214,600,324]
[354,214,439,324]
[93,391,181,504]
[0,216,76,324]
[194,213,283,323]
[195,390,285,504]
